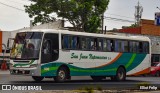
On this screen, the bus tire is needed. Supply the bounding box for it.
[91,76,106,81]
[32,76,44,82]
[54,67,67,82]
[115,67,126,81]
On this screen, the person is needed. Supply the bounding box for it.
[91,41,97,50]
[27,43,35,50]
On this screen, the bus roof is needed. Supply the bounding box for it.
[19,29,150,42]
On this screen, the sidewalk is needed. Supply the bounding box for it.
[0,70,10,74]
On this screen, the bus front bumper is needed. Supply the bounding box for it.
[10,68,39,76]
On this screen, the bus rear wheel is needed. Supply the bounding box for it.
[32,76,44,82]
[115,67,126,81]
[54,67,67,82]
[91,76,106,81]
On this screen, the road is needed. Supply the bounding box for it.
[0,74,160,91]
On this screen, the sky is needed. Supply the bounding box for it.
[0,0,160,31]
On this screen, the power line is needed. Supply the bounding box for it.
[106,13,135,19]
[104,16,135,23]
[7,0,27,5]
[0,1,24,11]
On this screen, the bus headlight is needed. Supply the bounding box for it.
[30,64,38,68]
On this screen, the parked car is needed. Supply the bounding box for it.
[150,62,160,76]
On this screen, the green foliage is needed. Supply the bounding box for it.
[25,0,110,33]
[96,85,103,91]
[130,23,139,27]
[84,86,94,93]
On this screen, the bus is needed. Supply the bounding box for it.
[9,29,151,82]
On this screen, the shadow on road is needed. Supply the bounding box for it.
[7,79,157,90]
[9,79,142,84]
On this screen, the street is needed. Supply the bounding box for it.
[0,72,160,90]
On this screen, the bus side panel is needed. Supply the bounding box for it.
[40,53,149,77]
[68,53,148,76]
[126,54,150,76]
[90,53,147,76]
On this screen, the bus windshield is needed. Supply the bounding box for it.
[10,32,43,60]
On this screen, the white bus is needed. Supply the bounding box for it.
[9,29,151,82]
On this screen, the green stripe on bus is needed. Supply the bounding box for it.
[13,60,35,67]
[125,53,136,68]
[41,67,58,74]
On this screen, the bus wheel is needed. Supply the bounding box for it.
[91,76,106,81]
[115,67,126,81]
[54,67,67,82]
[32,76,44,82]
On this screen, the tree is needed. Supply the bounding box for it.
[25,0,110,33]
[130,23,139,27]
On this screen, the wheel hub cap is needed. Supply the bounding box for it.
[58,70,65,80]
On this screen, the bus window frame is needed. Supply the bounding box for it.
[61,34,150,54]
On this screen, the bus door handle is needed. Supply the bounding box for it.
[68,63,73,64]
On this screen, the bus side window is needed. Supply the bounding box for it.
[120,40,126,52]
[91,38,94,50]
[91,38,97,51]
[86,38,91,50]
[63,35,69,49]
[42,33,59,63]
[130,41,139,53]
[111,40,114,52]
[118,40,123,52]
[136,42,139,53]
[115,40,118,52]
[103,39,107,51]
[43,39,51,54]
[124,41,129,52]
[81,37,87,50]
[107,40,111,51]
[129,41,133,52]
[143,42,149,53]
[98,38,103,51]
[72,36,77,49]
[68,36,72,49]
[76,37,80,49]
[139,42,143,53]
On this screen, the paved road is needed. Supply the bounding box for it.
[0,74,160,90]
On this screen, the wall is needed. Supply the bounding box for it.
[2,31,11,49]
[119,27,141,34]
[0,31,2,53]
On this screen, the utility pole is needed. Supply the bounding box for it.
[101,13,104,34]
[30,20,33,30]
[134,1,143,26]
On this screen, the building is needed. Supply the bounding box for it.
[112,19,160,63]
[0,29,12,68]
[119,19,160,36]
